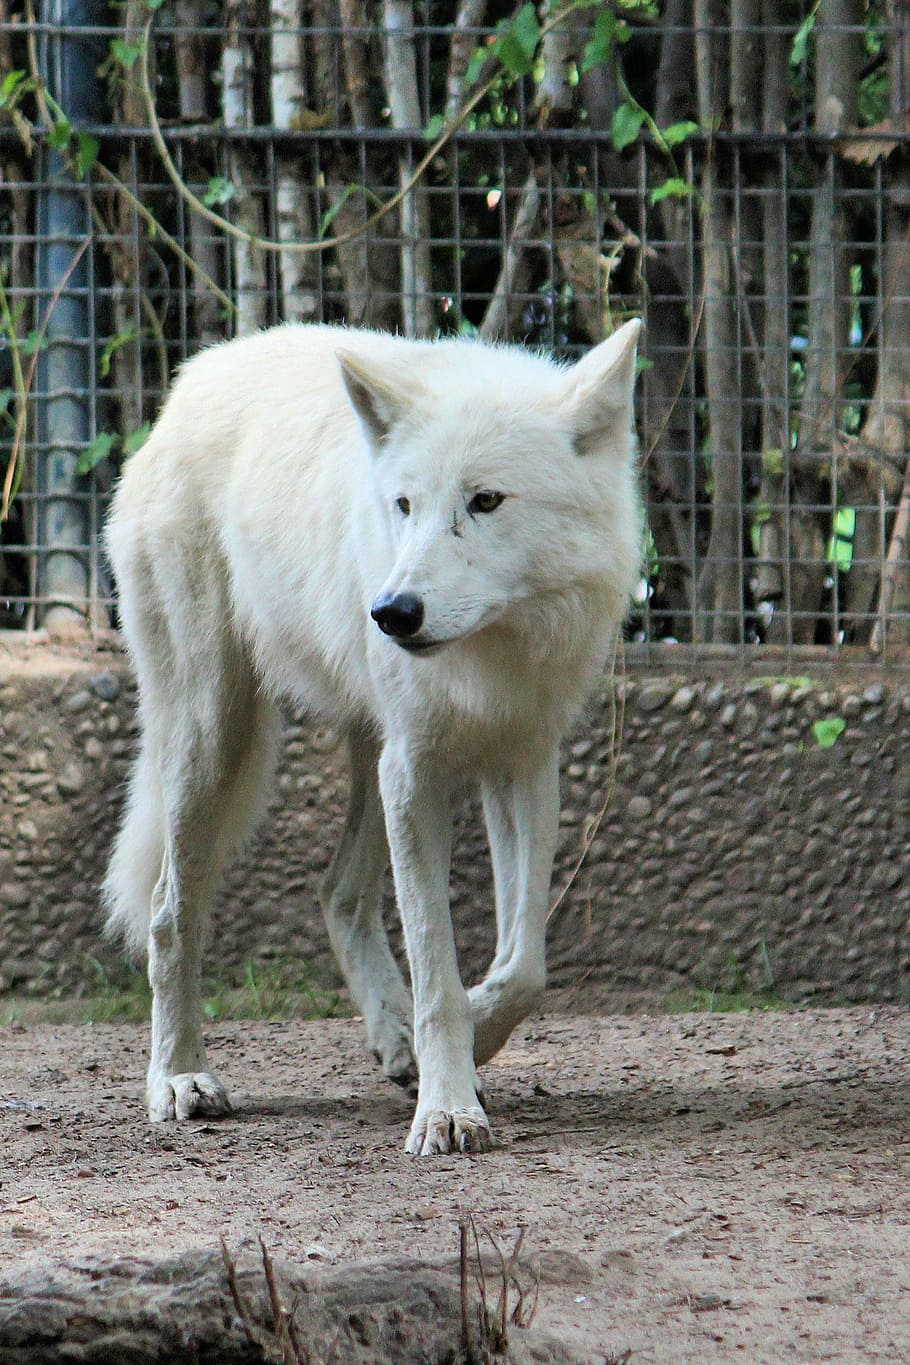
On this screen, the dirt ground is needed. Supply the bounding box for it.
[2,996,910,1362]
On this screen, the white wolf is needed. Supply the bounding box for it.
[104,319,642,1155]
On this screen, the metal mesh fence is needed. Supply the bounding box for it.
[1,5,908,665]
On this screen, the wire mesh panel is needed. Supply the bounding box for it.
[0,3,908,664]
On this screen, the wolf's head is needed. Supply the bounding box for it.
[337,321,642,658]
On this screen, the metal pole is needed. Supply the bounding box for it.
[35,0,106,631]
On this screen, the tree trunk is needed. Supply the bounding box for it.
[339,0,374,130]
[843,0,910,649]
[765,0,861,643]
[753,0,792,611]
[446,0,486,123]
[270,0,319,322]
[382,0,434,335]
[694,1,743,643]
[222,0,268,336]
[175,0,225,345]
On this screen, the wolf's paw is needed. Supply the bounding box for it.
[367,1009,417,1088]
[373,1034,418,1089]
[405,1104,492,1156]
[147,1071,232,1123]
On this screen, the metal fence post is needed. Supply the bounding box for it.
[35,0,106,631]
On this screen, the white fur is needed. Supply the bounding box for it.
[103,320,642,1153]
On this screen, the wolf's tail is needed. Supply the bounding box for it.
[102,742,165,956]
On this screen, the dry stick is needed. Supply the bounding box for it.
[459,1217,472,1355]
[869,458,910,655]
[219,1236,259,1348]
[259,1236,308,1365]
[1,237,90,521]
[547,637,625,923]
[478,169,541,341]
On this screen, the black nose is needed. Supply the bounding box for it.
[371,592,425,639]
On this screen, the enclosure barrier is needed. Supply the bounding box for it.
[0,7,908,665]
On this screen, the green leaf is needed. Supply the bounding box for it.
[611,101,645,151]
[99,321,138,379]
[77,431,117,476]
[581,10,618,73]
[110,37,144,69]
[812,716,846,750]
[649,176,694,204]
[203,176,237,207]
[761,446,785,478]
[0,69,34,108]
[0,388,13,413]
[424,113,444,142]
[493,3,540,78]
[790,9,817,67]
[464,44,489,87]
[123,421,152,456]
[76,131,99,178]
[662,119,700,148]
[22,330,48,356]
[48,117,72,151]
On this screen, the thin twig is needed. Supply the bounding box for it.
[219,1236,259,1346]
[1,238,91,521]
[459,1216,472,1355]
[138,0,599,260]
[547,635,625,922]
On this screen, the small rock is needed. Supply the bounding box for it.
[64,690,93,714]
[57,762,86,796]
[0,882,30,908]
[862,684,885,706]
[90,671,121,702]
[670,685,696,714]
[18,819,38,842]
[719,703,736,728]
[637,684,673,712]
[627,795,652,820]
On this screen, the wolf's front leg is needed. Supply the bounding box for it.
[469,754,561,1065]
[379,745,490,1155]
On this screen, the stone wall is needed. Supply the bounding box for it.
[1,634,908,1004]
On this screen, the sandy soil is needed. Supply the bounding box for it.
[2,1001,909,1362]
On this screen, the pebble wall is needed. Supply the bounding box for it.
[1,635,908,1003]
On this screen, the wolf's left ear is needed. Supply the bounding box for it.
[562,318,641,453]
[337,350,422,449]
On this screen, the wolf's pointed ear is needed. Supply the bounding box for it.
[337,350,421,449]
[562,318,642,452]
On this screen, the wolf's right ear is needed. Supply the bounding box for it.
[337,350,421,449]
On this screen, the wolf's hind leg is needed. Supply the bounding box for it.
[469,755,561,1065]
[321,729,415,1085]
[144,674,280,1121]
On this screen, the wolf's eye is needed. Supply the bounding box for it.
[395,496,411,516]
[468,490,505,514]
